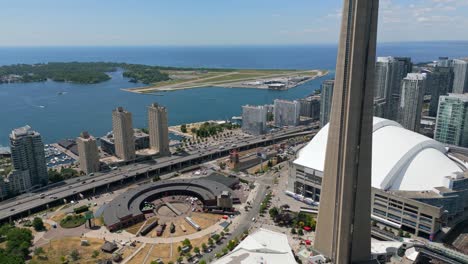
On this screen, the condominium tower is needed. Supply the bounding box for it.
[319,79,334,127]
[435,93,468,147]
[148,103,170,156]
[9,125,48,188]
[76,131,100,174]
[314,0,378,263]
[373,56,412,120]
[273,99,300,127]
[299,96,320,120]
[241,105,267,135]
[452,59,468,94]
[112,107,135,161]
[398,73,426,132]
[424,66,454,117]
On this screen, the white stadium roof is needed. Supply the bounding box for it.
[213,228,296,264]
[294,117,466,191]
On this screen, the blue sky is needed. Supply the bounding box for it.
[1,0,467,46]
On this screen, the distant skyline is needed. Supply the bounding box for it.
[1,0,468,46]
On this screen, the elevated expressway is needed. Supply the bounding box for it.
[0,126,316,223]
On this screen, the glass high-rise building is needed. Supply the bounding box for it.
[398,73,426,132]
[435,93,468,147]
[319,79,334,127]
[424,66,454,117]
[241,105,267,135]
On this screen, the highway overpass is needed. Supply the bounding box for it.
[0,126,316,223]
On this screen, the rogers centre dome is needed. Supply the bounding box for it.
[294,117,467,191]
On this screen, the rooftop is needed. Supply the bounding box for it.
[294,117,466,191]
[213,228,296,264]
[10,125,39,139]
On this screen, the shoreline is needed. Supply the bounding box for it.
[123,69,329,94]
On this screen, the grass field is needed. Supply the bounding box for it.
[31,237,111,264]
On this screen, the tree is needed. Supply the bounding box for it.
[5,228,33,259]
[222,247,228,255]
[291,228,297,234]
[177,256,183,263]
[298,229,304,236]
[180,124,187,133]
[34,247,45,255]
[269,207,279,219]
[212,234,220,242]
[200,260,207,264]
[32,217,45,231]
[152,175,160,182]
[193,247,200,255]
[201,243,207,252]
[220,231,225,237]
[398,229,404,237]
[177,246,182,253]
[70,249,80,261]
[92,250,99,258]
[208,238,214,246]
[182,238,192,248]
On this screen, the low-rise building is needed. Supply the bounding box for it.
[100,129,150,155]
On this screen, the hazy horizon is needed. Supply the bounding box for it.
[2,0,468,46]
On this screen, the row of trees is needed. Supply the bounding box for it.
[48,167,80,183]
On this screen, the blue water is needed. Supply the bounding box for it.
[1,42,467,146]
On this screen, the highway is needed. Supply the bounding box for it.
[0,126,316,222]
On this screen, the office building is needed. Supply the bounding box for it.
[319,80,334,127]
[76,131,100,175]
[313,1,378,262]
[241,105,267,135]
[289,117,468,239]
[423,66,454,117]
[452,59,468,94]
[9,125,48,188]
[112,107,135,161]
[273,99,300,127]
[148,103,170,156]
[398,73,426,132]
[299,96,320,120]
[434,93,468,147]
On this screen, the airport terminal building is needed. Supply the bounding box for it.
[288,117,468,239]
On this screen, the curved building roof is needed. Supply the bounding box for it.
[294,117,466,191]
[103,178,232,227]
